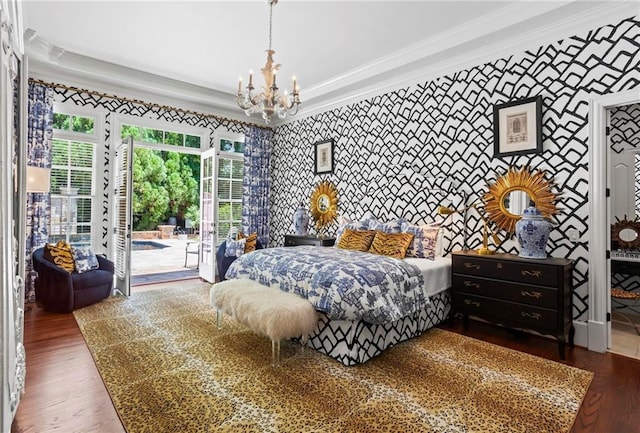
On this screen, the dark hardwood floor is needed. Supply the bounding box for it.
[11,303,640,433]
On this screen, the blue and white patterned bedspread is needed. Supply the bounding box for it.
[225,246,428,324]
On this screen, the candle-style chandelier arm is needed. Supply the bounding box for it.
[236,88,261,111]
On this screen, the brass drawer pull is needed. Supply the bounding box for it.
[521,311,542,320]
[464,281,480,289]
[521,290,542,299]
[521,270,542,278]
[464,299,480,307]
[464,262,480,270]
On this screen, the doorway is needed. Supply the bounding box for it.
[608,102,640,358]
[588,89,640,358]
[111,118,214,293]
[129,147,202,286]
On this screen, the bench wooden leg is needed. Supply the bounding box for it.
[271,340,281,367]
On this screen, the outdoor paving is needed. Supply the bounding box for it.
[131,238,200,275]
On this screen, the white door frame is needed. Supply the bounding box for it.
[588,88,640,352]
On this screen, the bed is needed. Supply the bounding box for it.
[226,174,467,365]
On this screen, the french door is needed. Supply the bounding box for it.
[113,136,133,296]
[198,148,217,282]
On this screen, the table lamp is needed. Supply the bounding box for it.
[437,203,499,255]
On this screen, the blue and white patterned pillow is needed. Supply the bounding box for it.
[72,246,100,274]
[401,221,441,260]
[368,218,406,234]
[225,238,247,258]
[335,213,378,245]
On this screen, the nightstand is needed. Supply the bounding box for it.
[451,250,574,359]
[284,234,335,247]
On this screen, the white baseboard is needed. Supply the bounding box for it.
[587,319,608,353]
[572,320,589,349]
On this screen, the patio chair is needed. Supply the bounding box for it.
[185,240,199,268]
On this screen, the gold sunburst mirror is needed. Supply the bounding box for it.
[611,216,640,250]
[310,180,338,229]
[483,167,557,234]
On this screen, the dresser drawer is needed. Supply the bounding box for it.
[452,275,557,309]
[453,293,557,331]
[452,255,559,287]
[284,236,303,246]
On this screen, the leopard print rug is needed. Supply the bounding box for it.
[73,285,593,433]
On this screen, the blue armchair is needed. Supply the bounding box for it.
[216,239,264,281]
[32,247,114,313]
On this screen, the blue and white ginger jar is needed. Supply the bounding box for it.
[515,206,552,259]
[293,204,310,235]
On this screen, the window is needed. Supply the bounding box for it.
[53,112,95,134]
[49,139,95,246]
[216,137,244,243]
[121,124,201,149]
[50,112,97,247]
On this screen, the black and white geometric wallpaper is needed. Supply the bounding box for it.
[271,17,640,322]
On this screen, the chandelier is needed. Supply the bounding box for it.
[236,0,301,124]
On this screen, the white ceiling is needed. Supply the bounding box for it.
[21,0,639,124]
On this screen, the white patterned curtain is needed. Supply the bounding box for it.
[25,83,54,302]
[241,126,273,247]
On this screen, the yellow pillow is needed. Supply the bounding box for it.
[337,229,376,251]
[43,240,75,273]
[238,232,258,253]
[368,231,414,259]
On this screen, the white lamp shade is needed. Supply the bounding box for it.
[26,166,51,193]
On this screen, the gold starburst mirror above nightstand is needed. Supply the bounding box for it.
[484,167,557,234]
[310,180,338,229]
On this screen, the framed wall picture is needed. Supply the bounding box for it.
[314,139,334,175]
[493,96,543,158]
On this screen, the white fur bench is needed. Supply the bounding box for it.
[210,278,318,366]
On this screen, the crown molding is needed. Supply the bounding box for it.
[28,59,262,128]
[24,29,259,123]
[281,1,639,126]
[301,1,568,102]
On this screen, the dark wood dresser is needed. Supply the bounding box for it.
[284,234,336,247]
[451,250,574,359]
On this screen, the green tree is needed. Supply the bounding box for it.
[165,153,198,222]
[132,148,169,230]
[185,203,200,229]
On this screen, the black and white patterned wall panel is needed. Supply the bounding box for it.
[49,88,245,253]
[272,17,640,322]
